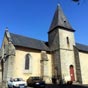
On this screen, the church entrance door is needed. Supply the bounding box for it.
[70,65,75,81]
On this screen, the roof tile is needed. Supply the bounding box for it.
[10,33,50,51]
[76,43,88,52]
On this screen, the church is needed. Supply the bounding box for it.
[0,4,88,84]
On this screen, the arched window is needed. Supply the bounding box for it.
[25,54,31,70]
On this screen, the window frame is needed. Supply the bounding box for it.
[24,53,32,73]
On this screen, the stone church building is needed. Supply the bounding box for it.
[0,4,88,84]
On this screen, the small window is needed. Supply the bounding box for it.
[66,37,70,45]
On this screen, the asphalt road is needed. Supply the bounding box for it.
[1,84,88,88]
[27,84,88,88]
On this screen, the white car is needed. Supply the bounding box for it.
[7,78,27,88]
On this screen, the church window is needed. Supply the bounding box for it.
[25,54,31,70]
[66,37,70,45]
[24,53,32,73]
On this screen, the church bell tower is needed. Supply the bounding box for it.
[48,4,76,82]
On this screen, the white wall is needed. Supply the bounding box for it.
[79,52,88,84]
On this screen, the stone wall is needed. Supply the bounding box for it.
[48,28,62,78]
[79,51,88,84]
[60,49,76,81]
[12,47,52,83]
[59,28,76,81]
[74,46,82,83]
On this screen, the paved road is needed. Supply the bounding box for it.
[46,84,88,88]
[27,84,88,88]
[1,84,88,88]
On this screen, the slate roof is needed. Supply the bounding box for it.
[76,43,88,52]
[10,33,50,51]
[10,32,88,52]
[49,4,75,32]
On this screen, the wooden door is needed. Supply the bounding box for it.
[70,65,75,81]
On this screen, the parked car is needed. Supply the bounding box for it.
[27,76,46,88]
[7,78,27,88]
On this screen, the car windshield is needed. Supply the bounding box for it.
[32,77,41,80]
[13,78,23,81]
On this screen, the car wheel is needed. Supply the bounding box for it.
[8,85,10,88]
[12,86,16,88]
[27,83,29,86]
[9,86,14,88]
[8,85,13,88]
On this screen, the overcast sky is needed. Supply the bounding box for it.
[0,0,88,47]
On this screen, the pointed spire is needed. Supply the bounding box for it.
[49,4,75,32]
[5,27,12,43]
[5,27,9,31]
